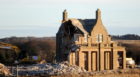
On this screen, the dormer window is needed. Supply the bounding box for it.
[96,34,103,43]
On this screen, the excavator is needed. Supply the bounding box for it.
[0,42,20,54]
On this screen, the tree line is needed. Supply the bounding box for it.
[0,37,56,65]
[112,34,140,40]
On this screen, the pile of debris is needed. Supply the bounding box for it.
[16,61,86,76]
[8,62,140,76]
[0,63,11,76]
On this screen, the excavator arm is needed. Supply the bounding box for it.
[0,42,20,54]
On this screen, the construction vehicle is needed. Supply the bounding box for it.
[0,42,20,54]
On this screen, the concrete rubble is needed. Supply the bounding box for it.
[14,61,86,76]
[0,62,139,76]
[0,61,138,76]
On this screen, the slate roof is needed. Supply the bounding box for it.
[66,18,97,34]
[78,19,97,33]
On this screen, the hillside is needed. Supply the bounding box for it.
[112,34,140,40]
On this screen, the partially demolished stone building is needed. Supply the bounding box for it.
[56,9,126,71]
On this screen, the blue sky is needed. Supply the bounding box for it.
[0,0,140,38]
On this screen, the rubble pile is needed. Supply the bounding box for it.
[0,63,11,76]
[16,61,86,76]
[12,62,140,76]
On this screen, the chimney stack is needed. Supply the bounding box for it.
[62,9,68,22]
[96,9,101,20]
